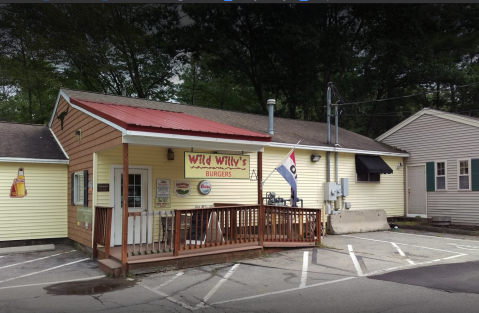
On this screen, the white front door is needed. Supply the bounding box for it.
[407,165,427,217]
[113,168,150,245]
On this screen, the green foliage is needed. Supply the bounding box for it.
[1,3,479,138]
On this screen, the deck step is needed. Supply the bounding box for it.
[98,259,122,276]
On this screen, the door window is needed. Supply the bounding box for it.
[120,174,142,208]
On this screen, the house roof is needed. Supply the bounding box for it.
[0,122,69,163]
[55,88,407,156]
[70,98,272,142]
[376,108,479,142]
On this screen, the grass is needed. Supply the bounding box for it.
[394,221,422,226]
[211,267,220,277]
[316,243,342,250]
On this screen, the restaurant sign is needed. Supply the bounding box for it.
[184,152,250,179]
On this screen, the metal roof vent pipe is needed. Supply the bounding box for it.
[267,99,276,135]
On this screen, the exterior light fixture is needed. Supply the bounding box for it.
[75,130,81,141]
[311,154,321,162]
[167,148,174,160]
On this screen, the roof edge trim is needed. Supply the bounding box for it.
[48,89,71,128]
[49,128,69,160]
[123,130,268,148]
[268,142,409,157]
[377,108,479,141]
[0,157,70,164]
[69,102,127,133]
[376,109,427,142]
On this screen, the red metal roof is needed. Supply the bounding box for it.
[70,98,272,142]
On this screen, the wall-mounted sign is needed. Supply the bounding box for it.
[155,197,171,208]
[198,180,212,195]
[156,179,170,197]
[174,180,191,197]
[10,168,27,198]
[97,183,109,192]
[184,152,250,179]
[77,206,92,224]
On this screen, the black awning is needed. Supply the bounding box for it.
[355,155,393,174]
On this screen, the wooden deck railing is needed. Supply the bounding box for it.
[127,211,175,256]
[94,204,321,262]
[173,205,260,256]
[93,206,113,259]
[263,205,321,244]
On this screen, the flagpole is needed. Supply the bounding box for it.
[261,140,301,187]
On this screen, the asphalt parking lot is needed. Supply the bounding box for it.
[1,230,479,313]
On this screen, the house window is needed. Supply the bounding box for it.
[435,162,446,190]
[73,172,84,205]
[357,172,380,182]
[458,160,471,190]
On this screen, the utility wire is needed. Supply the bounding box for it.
[343,109,479,117]
[334,81,479,106]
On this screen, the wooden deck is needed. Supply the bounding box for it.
[96,240,316,274]
[94,205,322,274]
[98,242,263,274]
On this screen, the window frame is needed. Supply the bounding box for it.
[457,159,471,191]
[435,161,447,191]
[356,172,381,183]
[73,171,84,205]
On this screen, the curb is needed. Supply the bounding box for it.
[0,244,55,255]
[394,224,479,237]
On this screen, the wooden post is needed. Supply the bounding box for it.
[121,143,129,274]
[316,209,322,245]
[105,207,113,259]
[322,205,327,237]
[257,151,263,247]
[173,210,181,256]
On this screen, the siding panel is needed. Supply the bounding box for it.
[51,97,122,247]
[0,162,68,241]
[382,114,479,225]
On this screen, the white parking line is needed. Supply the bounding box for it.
[211,276,356,306]
[387,231,479,242]
[0,275,105,290]
[140,283,196,311]
[443,254,467,260]
[300,251,309,288]
[0,250,75,270]
[348,245,363,277]
[153,271,184,291]
[391,242,415,265]
[0,258,89,284]
[343,235,464,254]
[197,263,240,308]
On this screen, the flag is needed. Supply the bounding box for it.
[276,150,298,207]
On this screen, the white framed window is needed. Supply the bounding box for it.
[457,159,471,191]
[435,161,447,191]
[73,171,84,205]
[356,172,380,183]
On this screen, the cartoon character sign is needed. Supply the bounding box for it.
[10,168,27,198]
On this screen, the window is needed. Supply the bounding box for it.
[458,160,471,190]
[73,172,84,205]
[435,161,446,190]
[71,170,88,206]
[120,174,142,208]
[357,172,380,182]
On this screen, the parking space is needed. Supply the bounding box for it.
[0,244,103,290]
[134,230,479,311]
[1,231,479,312]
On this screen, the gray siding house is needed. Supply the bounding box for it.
[377,108,479,225]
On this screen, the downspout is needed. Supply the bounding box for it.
[327,85,331,182]
[335,102,339,184]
